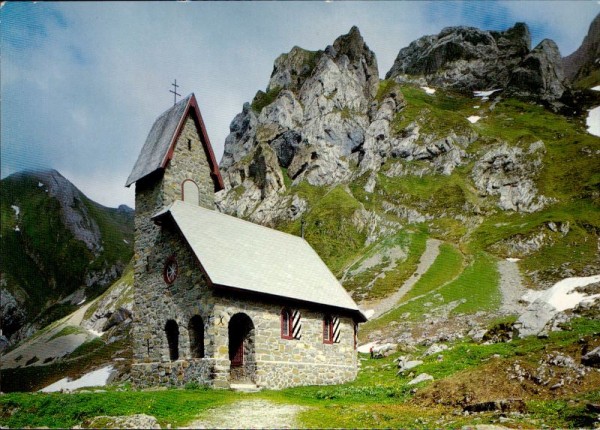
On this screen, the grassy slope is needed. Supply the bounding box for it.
[0,175,92,314]
[0,173,134,329]
[2,318,599,428]
[1,265,134,393]
[1,86,598,427]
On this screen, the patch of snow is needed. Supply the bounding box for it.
[89,328,104,337]
[591,85,600,91]
[357,341,378,354]
[506,257,521,262]
[76,297,87,306]
[473,89,501,101]
[40,365,114,392]
[521,275,600,311]
[586,106,600,137]
[11,205,20,217]
[473,105,480,109]
[123,239,129,244]
[14,226,20,232]
[38,182,44,187]
[467,115,481,124]
[421,86,436,95]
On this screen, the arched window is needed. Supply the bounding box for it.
[323,314,333,344]
[165,319,179,361]
[182,179,199,205]
[280,308,293,339]
[188,315,204,358]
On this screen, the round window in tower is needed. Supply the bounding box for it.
[163,256,178,285]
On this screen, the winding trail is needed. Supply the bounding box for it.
[364,238,441,319]
[185,399,307,429]
[497,259,528,315]
[1,302,95,369]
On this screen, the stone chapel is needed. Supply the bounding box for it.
[125,93,366,389]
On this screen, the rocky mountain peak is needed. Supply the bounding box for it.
[27,169,103,254]
[267,46,324,94]
[218,27,389,224]
[330,25,379,100]
[507,38,566,101]
[385,21,569,103]
[563,13,600,85]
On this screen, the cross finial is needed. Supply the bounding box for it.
[170,79,181,105]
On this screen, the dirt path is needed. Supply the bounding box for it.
[497,259,528,315]
[185,399,307,429]
[1,302,94,369]
[365,238,441,319]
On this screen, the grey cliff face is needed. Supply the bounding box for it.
[386,23,531,92]
[217,23,565,226]
[507,39,567,101]
[386,22,569,103]
[471,141,549,213]
[0,288,26,341]
[32,169,103,255]
[218,27,381,224]
[562,13,600,84]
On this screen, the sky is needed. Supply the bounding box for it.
[1,1,599,208]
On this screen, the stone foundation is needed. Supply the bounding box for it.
[130,358,357,390]
[130,359,213,388]
[255,361,357,389]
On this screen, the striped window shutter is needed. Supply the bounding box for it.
[292,309,302,340]
[333,316,341,343]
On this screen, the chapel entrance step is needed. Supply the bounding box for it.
[230,382,261,392]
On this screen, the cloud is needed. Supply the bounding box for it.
[1,2,596,208]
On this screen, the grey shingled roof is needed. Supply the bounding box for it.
[154,200,364,318]
[126,95,192,187]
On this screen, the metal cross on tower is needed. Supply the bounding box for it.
[170,79,181,105]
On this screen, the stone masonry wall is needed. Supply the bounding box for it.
[210,298,358,389]
[131,110,359,390]
[133,110,216,363]
[163,115,216,210]
[132,216,359,389]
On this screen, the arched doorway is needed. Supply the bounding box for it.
[188,315,204,358]
[228,313,255,383]
[165,319,179,361]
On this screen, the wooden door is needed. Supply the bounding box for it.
[231,338,244,367]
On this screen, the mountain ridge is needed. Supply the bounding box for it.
[0,169,133,346]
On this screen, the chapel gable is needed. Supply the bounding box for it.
[126,93,223,211]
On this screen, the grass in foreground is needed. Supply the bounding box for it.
[1,319,599,428]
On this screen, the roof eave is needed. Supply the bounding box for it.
[211,282,367,321]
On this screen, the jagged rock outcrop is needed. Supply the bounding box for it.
[507,39,567,101]
[0,288,26,341]
[218,24,561,226]
[219,26,381,223]
[386,22,568,102]
[386,23,531,91]
[563,13,600,85]
[471,141,549,212]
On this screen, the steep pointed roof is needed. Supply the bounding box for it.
[153,200,366,321]
[126,93,224,189]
